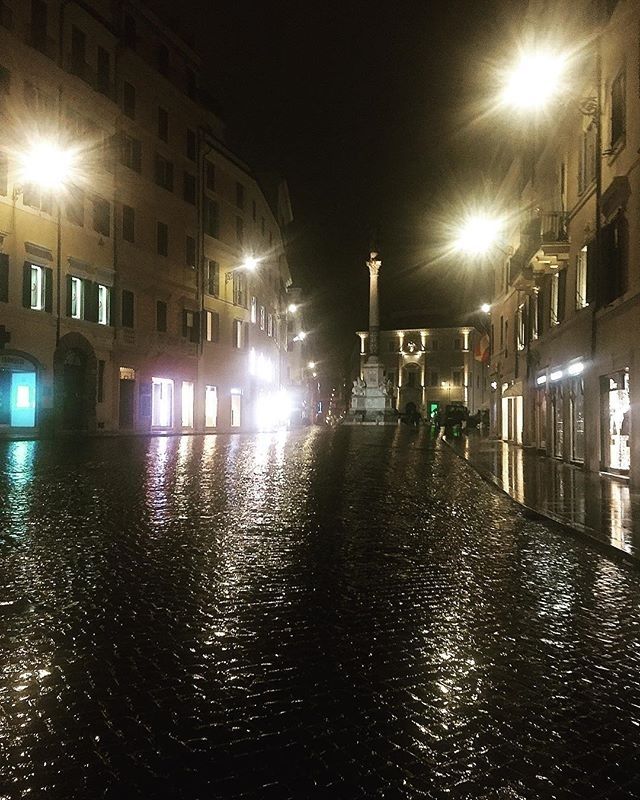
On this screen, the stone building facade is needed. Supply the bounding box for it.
[487,0,640,485]
[0,0,301,436]
[357,327,489,421]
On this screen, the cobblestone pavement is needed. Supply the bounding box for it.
[2,427,640,799]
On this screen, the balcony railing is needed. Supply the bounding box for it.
[540,212,569,244]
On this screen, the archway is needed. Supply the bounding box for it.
[53,333,97,432]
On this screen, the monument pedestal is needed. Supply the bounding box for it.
[344,358,398,425]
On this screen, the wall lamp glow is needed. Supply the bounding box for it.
[536,375,547,386]
[567,362,584,376]
[550,370,563,382]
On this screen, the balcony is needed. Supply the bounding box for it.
[534,211,570,273]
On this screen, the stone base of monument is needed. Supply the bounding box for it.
[343,359,399,426]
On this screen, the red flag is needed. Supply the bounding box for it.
[474,334,490,364]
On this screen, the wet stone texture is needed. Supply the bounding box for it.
[1,427,640,799]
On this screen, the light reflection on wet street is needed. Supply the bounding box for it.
[2,427,640,799]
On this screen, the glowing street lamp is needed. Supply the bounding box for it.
[500,50,568,111]
[480,303,491,314]
[288,303,298,314]
[307,361,316,370]
[454,213,504,257]
[226,254,261,284]
[18,138,78,189]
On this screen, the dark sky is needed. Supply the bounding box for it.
[149,0,524,379]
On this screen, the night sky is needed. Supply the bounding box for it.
[149,0,525,381]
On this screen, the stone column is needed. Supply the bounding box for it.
[366,252,381,360]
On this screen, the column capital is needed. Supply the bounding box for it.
[366,251,382,277]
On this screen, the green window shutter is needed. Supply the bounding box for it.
[66,275,73,316]
[0,253,8,302]
[44,267,53,313]
[22,262,31,307]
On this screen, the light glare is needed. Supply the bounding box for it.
[501,51,567,110]
[19,140,76,189]
[455,214,503,256]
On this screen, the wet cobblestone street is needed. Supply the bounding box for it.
[2,426,640,799]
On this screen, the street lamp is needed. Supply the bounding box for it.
[499,50,568,111]
[225,254,260,284]
[480,303,491,314]
[18,137,78,345]
[454,213,506,257]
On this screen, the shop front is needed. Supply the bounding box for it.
[0,352,38,430]
[601,367,630,475]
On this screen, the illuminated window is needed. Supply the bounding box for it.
[259,305,265,330]
[576,245,588,309]
[70,276,83,319]
[267,313,273,337]
[151,377,173,427]
[250,296,257,323]
[205,385,217,427]
[181,381,194,427]
[97,284,110,325]
[230,390,241,428]
[233,319,243,349]
[30,265,45,310]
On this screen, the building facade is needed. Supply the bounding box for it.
[357,327,489,421]
[0,0,300,436]
[487,0,640,485]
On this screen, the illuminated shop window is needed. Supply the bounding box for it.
[205,385,217,427]
[230,389,241,428]
[181,381,194,428]
[151,377,173,427]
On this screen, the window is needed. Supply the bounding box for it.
[0,65,10,95]
[93,197,110,236]
[31,266,45,309]
[186,129,196,161]
[156,43,169,76]
[70,276,83,319]
[97,284,110,325]
[157,221,168,256]
[23,184,51,214]
[123,14,136,48]
[181,381,194,428]
[183,172,196,204]
[156,300,167,332]
[205,310,219,342]
[185,235,196,268]
[154,155,173,191]
[259,305,265,330]
[122,289,134,328]
[65,185,84,226]
[0,253,8,302]
[236,216,244,244]
[203,197,219,237]
[236,182,244,209]
[186,67,197,98]
[267,313,273,337]
[122,81,135,118]
[517,304,526,350]
[233,319,243,348]
[230,390,241,428]
[233,272,247,307]
[182,310,199,342]
[70,25,86,76]
[122,205,135,242]
[158,107,168,142]
[96,46,110,96]
[610,69,626,149]
[576,245,588,309]
[550,273,559,326]
[151,377,173,428]
[120,133,141,172]
[205,385,217,427]
[0,151,7,196]
[578,125,596,195]
[250,296,257,323]
[205,161,215,190]
[205,259,219,296]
